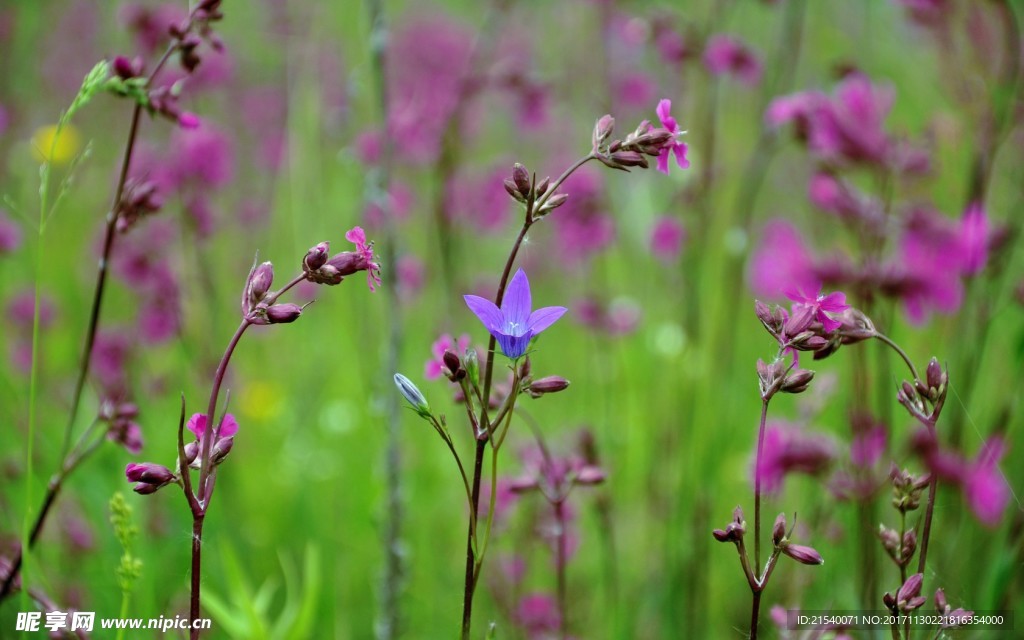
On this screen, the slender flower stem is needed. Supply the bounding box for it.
[916,454,939,576]
[874,333,920,381]
[754,398,769,571]
[460,153,595,638]
[555,498,568,640]
[1,19,199,602]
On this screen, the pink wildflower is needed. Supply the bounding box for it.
[655,99,689,174]
[784,285,850,333]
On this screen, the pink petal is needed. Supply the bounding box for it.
[656,150,670,175]
[218,413,239,437]
[345,226,367,246]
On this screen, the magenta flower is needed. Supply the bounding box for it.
[345,226,382,291]
[958,202,990,275]
[0,209,21,254]
[464,269,567,359]
[655,99,689,174]
[784,285,850,333]
[748,220,820,299]
[187,412,239,441]
[754,422,837,493]
[425,333,470,380]
[703,34,763,86]
[650,216,686,263]
[963,437,1009,527]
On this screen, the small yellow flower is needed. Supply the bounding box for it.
[31,124,82,165]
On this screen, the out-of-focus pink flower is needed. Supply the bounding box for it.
[655,99,689,174]
[396,255,425,299]
[552,168,615,264]
[703,34,763,86]
[652,22,690,65]
[425,334,471,380]
[187,413,239,441]
[650,216,686,263]
[755,422,837,493]
[92,331,132,395]
[447,166,513,233]
[8,290,56,329]
[963,438,1009,527]
[515,593,561,638]
[120,3,187,56]
[748,219,820,300]
[615,72,658,109]
[807,173,884,233]
[850,424,888,469]
[891,208,965,324]
[958,202,989,275]
[170,123,235,189]
[897,0,952,28]
[0,209,21,254]
[765,91,825,129]
[388,16,474,164]
[364,182,415,228]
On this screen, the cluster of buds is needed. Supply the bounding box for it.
[169,0,225,73]
[934,589,974,628]
[182,413,236,470]
[147,85,200,129]
[896,357,947,423]
[754,300,876,364]
[756,357,814,398]
[592,115,675,172]
[878,524,917,568]
[771,513,825,565]
[502,163,567,221]
[115,178,163,233]
[712,506,747,544]
[884,573,927,613]
[513,356,570,399]
[507,448,606,499]
[100,399,143,454]
[241,261,305,325]
[302,229,381,290]
[125,462,177,495]
[890,467,930,513]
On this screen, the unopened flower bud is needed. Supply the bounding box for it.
[592,115,615,149]
[211,436,234,465]
[267,303,303,324]
[394,373,431,417]
[504,179,526,203]
[304,242,330,272]
[934,588,948,613]
[113,55,144,80]
[183,441,199,465]
[901,529,917,561]
[883,592,897,609]
[772,513,786,546]
[535,176,550,197]
[897,573,925,611]
[527,376,570,397]
[781,543,824,565]
[519,356,531,379]
[125,462,175,485]
[781,369,814,394]
[464,348,479,386]
[539,193,569,214]
[610,151,648,168]
[926,358,945,391]
[245,261,274,310]
[443,350,465,380]
[878,524,900,553]
[512,163,531,198]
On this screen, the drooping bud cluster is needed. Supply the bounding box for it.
[502,162,565,221]
[770,512,825,565]
[897,357,947,423]
[241,260,305,325]
[591,114,679,172]
[877,524,917,568]
[125,462,177,495]
[100,399,144,454]
[890,467,930,513]
[712,506,747,544]
[302,228,382,291]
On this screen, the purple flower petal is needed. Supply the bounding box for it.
[528,306,568,333]
[672,142,690,169]
[501,269,532,328]
[464,295,503,332]
[656,150,670,175]
[656,99,676,131]
[219,413,239,437]
[818,291,849,312]
[186,413,205,439]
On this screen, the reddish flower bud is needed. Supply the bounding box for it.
[303,241,330,272]
[211,436,234,465]
[781,543,824,565]
[125,462,175,485]
[575,465,606,485]
[772,513,786,546]
[593,114,615,149]
[610,151,648,168]
[503,179,526,203]
[781,368,814,394]
[926,357,945,391]
[539,193,569,213]
[113,55,144,80]
[512,163,531,198]
[267,303,303,324]
[535,176,550,197]
[527,376,570,397]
